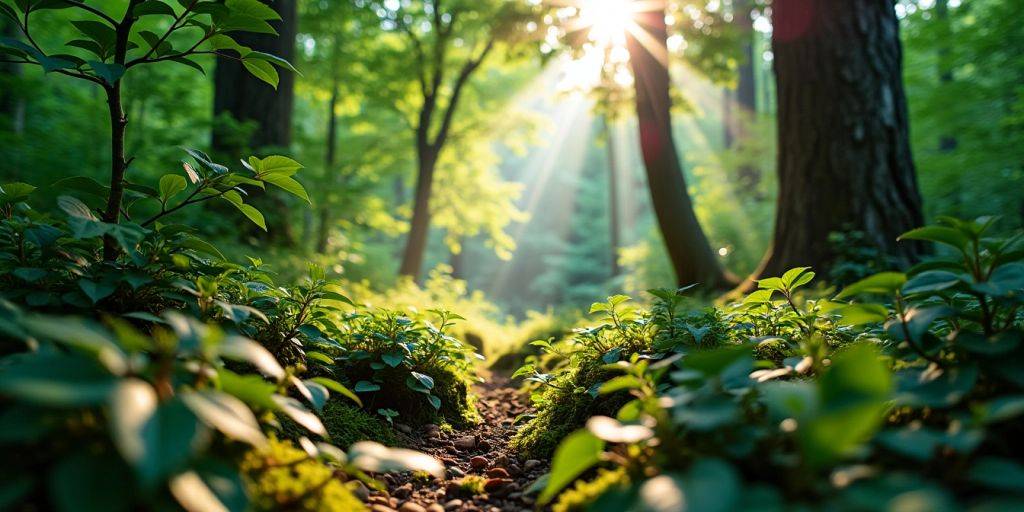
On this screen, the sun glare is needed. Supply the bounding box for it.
[580,0,634,48]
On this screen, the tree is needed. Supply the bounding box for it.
[212,0,298,244]
[0,0,293,259]
[722,0,760,197]
[752,0,925,280]
[626,6,735,289]
[366,0,535,281]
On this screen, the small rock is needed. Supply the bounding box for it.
[507,464,521,476]
[469,456,488,470]
[483,478,512,493]
[477,440,491,450]
[426,505,444,512]
[523,459,541,471]
[370,505,396,512]
[447,466,465,478]
[491,454,509,468]
[453,436,476,450]
[485,468,509,479]
[393,484,413,499]
[369,496,392,506]
[351,481,371,501]
[395,423,414,435]
[444,499,464,510]
[398,503,426,512]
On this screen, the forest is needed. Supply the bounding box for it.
[0,0,1022,511]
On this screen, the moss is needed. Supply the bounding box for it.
[351,364,479,428]
[511,350,637,460]
[320,400,397,448]
[458,475,487,495]
[552,467,631,512]
[241,438,366,512]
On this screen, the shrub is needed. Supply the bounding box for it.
[536,217,1024,510]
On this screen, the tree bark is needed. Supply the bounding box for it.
[724,0,760,195]
[753,0,925,280]
[0,18,25,134]
[399,147,438,278]
[626,7,734,289]
[212,0,297,245]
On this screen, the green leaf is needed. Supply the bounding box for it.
[158,174,187,202]
[899,225,971,253]
[180,236,226,260]
[87,61,125,85]
[242,57,278,88]
[902,270,964,295]
[79,279,116,303]
[310,377,362,407]
[133,0,176,16]
[406,372,435,393]
[347,441,445,479]
[426,394,441,410]
[835,272,907,300]
[834,303,889,326]
[969,457,1024,492]
[221,192,267,230]
[261,173,310,203]
[355,381,381,393]
[0,182,35,204]
[181,390,267,447]
[0,353,115,406]
[271,395,326,437]
[252,155,303,175]
[781,267,812,288]
[12,267,47,282]
[539,430,605,504]
[244,50,298,73]
[57,195,98,220]
[382,350,405,368]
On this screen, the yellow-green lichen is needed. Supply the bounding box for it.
[552,467,631,512]
[321,400,397,448]
[241,438,366,512]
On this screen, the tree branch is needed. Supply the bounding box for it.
[431,37,494,151]
[62,1,117,25]
[130,0,200,65]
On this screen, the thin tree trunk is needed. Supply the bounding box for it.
[316,74,341,253]
[752,0,925,281]
[724,0,760,196]
[399,147,437,278]
[450,241,464,279]
[626,7,734,289]
[0,18,25,134]
[603,117,621,277]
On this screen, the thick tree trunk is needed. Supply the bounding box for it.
[603,117,621,277]
[754,0,925,280]
[627,8,734,289]
[212,0,297,245]
[399,148,437,279]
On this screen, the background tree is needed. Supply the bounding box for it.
[626,4,735,289]
[365,0,537,281]
[752,0,925,281]
[212,0,298,244]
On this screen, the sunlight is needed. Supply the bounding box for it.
[579,0,633,48]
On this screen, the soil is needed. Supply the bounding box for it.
[364,375,550,512]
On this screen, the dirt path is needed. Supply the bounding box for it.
[364,376,549,512]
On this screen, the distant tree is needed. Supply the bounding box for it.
[751,0,925,280]
[365,0,537,281]
[627,6,736,289]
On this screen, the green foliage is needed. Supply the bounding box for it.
[534,216,1024,510]
[319,401,397,449]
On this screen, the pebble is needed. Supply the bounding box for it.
[351,481,371,501]
[523,459,541,471]
[483,478,512,493]
[491,454,509,468]
[396,423,414,434]
[469,456,488,469]
[485,468,509,478]
[444,499,464,510]
[447,466,465,478]
[371,505,396,512]
[426,505,444,512]
[453,436,476,450]
[393,483,413,499]
[398,503,426,512]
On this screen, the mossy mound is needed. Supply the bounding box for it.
[321,400,398,448]
[241,438,366,512]
[351,364,479,428]
[511,346,639,460]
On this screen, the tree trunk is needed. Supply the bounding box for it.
[212,0,297,245]
[603,117,621,277]
[399,148,437,279]
[450,242,464,279]
[0,18,25,134]
[316,75,340,253]
[754,0,925,280]
[724,0,760,196]
[935,0,957,153]
[626,7,734,289]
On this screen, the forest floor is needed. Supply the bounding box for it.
[365,375,549,512]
